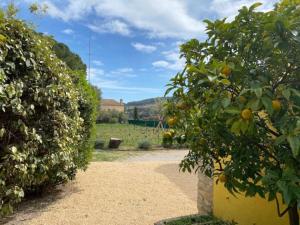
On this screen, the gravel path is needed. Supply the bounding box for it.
[2,150,198,225]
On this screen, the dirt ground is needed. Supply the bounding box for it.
[2,150,198,225]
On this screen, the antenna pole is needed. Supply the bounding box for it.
[88,33,91,82]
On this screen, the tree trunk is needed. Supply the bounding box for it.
[288,204,299,225]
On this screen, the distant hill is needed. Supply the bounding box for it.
[126,97,169,120]
[126,97,167,108]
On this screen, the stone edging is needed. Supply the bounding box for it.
[154,214,201,225]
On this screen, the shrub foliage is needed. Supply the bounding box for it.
[0,7,98,215]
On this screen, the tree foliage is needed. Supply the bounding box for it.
[0,6,98,216]
[52,42,87,72]
[167,2,300,224]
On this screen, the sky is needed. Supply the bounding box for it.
[1,0,279,102]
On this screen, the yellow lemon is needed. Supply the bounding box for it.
[0,34,6,43]
[219,174,227,183]
[163,132,172,139]
[272,100,281,111]
[221,65,231,76]
[241,109,252,120]
[167,117,177,127]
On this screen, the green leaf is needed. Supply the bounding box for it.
[249,2,263,11]
[274,135,286,145]
[261,96,273,114]
[221,97,231,108]
[225,107,240,114]
[220,79,231,85]
[254,88,262,98]
[268,192,276,201]
[247,98,260,110]
[240,120,249,134]
[287,135,300,157]
[231,120,241,135]
[282,89,291,100]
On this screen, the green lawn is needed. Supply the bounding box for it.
[92,150,140,162]
[94,123,163,149]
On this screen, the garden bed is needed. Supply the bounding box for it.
[154,214,236,225]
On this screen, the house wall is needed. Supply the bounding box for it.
[213,181,293,225]
[101,105,124,112]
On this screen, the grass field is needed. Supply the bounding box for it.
[92,150,140,162]
[94,123,163,149]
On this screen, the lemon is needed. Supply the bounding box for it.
[241,109,252,120]
[221,65,231,76]
[167,117,177,127]
[163,132,172,139]
[272,100,281,111]
[219,174,227,183]
[0,34,6,43]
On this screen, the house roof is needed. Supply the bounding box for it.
[101,99,124,106]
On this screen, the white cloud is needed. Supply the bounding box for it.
[62,28,74,34]
[89,68,105,80]
[110,67,136,77]
[92,60,103,66]
[132,42,157,53]
[152,60,169,68]
[25,0,280,39]
[111,67,133,74]
[88,20,131,36]
[152,49,185,71]
[210,0,278,20]
[39,0,206,39]
[90,73,160,94]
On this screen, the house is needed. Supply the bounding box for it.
[101,99,125,112]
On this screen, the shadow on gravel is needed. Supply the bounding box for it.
[155,163,197,202]
[0,182,81,225]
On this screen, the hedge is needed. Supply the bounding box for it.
[0,6,98,216]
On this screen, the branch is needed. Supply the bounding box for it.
[256,116,281,138]
[275,195,290,217]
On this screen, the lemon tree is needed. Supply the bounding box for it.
[166,2,300,225]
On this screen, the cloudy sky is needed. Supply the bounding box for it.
[2,0,279,102]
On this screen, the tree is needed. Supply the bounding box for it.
[52,42,87,72]
[133,107,139,120]
[166,2,300,225]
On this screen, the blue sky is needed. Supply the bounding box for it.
[1,0,279,102]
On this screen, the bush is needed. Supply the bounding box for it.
[70,70,99,169]
[0,6,98,216]
[138,140,152,150]
[97,110,128,124]
[162,130,175,148]
[94,140,105,149]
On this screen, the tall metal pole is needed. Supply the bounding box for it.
[88,33,91,82]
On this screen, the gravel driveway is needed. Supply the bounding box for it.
[2,150,198,225]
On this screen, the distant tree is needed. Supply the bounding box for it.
[133,107,139,120]
[52,42,87,72]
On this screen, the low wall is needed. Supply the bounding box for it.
[197,171,213,214]
[213,181,293,225]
